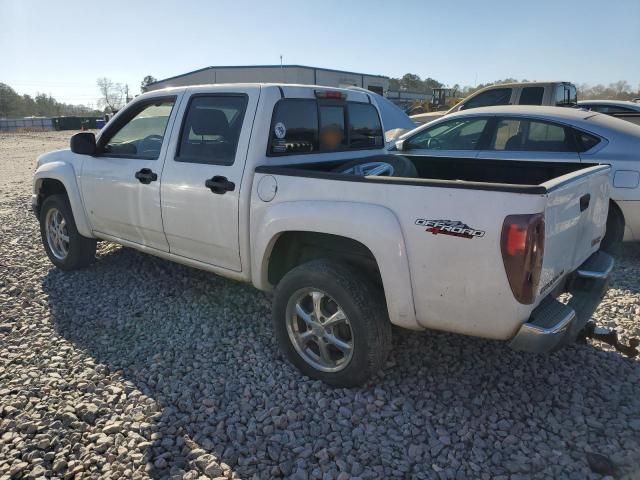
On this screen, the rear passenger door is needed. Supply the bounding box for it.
[476,117,580,163]
[160,87,259,271]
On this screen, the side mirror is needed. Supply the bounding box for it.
[70,132,96,155]
[395,139,405,151]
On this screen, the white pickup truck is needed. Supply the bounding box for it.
[33,84,614,386]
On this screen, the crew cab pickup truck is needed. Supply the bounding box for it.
[33,84,613,386]
[412,81,578,125]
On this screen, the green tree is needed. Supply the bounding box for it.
[0,83,21,117]
[0,82,101,118]
[400,73,423,91]
[140,75,157,93]
[423,77,443,90]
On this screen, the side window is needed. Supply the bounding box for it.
[604,105,636,113]
[489,118,572,152]
[462,88,512,110]
[348,103,383,149]
[490,119,524,150]
[575,130,601,152]
[102,100,175,159]
[405,118,488,150]
[519,87,544,105]
[270,100,318,154]
[176,95,248,165]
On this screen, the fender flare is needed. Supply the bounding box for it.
[33,161,94,238]
[252,201,419,329]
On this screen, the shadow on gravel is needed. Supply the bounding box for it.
[42,244,640,479]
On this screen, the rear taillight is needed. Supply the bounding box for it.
[500,213,545,304]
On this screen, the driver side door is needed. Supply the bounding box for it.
[80,94,181,251]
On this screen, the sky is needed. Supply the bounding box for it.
[1,0,639,107]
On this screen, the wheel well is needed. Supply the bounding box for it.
[36,179,67,215]
[268,232,382,287]
[609,200,624,225]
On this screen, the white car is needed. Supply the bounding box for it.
[578,100,640,126]
[32,85,612,386]
[397,105,640,247]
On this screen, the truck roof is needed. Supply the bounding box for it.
[475,81,575,89]
[141,83,373,103]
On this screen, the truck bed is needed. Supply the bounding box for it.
[257,155,599,193]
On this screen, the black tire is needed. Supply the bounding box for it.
[601,203,624,255]
[333,155,418,178]
[272,260,392,387]
[39,194,96,270]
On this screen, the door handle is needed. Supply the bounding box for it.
[205,176,235,194]
[580,194,591,212]
[135,168,158,184]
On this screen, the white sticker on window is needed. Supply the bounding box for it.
[274,122,286,139]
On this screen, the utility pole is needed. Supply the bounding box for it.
[280,55,283,82]
[124,84,131,104]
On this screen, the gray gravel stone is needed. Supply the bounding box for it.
[0,132,639,479]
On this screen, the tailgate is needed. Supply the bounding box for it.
[537,165,611,299]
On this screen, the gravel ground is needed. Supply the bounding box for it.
[0,131,639,480]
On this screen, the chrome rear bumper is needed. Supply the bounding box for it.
[509,251,613,353]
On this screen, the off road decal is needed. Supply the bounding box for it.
[415,219,485,239]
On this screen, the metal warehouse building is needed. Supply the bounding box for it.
[144,65,390,95]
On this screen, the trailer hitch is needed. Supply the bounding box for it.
[578,321,639,358]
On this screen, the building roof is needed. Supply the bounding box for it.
[147,64,389,89]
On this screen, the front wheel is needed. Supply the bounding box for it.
[39,194,96,270]
[272,260,392,387]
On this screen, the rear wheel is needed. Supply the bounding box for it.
[272,260,392,387]
[601,203,624,255]
[40,194,96,270]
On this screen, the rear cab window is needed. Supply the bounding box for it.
[555,84,577,106]
[269,98,383,155]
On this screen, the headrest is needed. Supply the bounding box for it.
[189,108,230,136]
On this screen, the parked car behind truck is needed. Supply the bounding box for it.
[412,81,578,125]
[33,84,612,386]
[578,100,640,126]
[397,105,640,247]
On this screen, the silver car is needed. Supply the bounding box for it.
[395,105,640,247]
[577,100,640,126]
